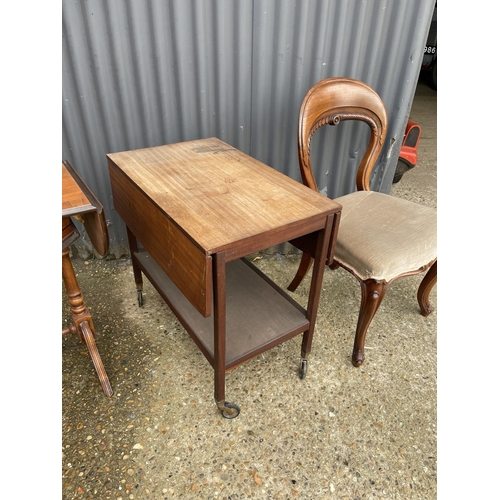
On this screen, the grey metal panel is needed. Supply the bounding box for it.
[250,0,435,198]
[62,0,435,258]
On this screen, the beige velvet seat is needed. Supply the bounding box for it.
[288,77,437,367]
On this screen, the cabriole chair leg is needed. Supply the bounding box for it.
[417,261,437,317]
[352,279,388,367]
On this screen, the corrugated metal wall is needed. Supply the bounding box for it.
[62,0,435,258]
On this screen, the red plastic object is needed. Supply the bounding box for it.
[393,119,422,183]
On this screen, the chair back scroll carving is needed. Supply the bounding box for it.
[298,77,388,193]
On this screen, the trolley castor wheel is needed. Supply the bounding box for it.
[217,401,240,419]
[299,358,308,379]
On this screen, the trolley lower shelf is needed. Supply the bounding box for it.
[134,250,310,371]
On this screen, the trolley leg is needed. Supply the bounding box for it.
[213,252,240,418]
[299,214,334,379]
[126,226,144,307]
[299,353,308,380]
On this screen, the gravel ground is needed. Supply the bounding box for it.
[61,81,437,499]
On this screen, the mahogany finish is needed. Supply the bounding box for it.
[287,77,437,367]
[62,160,109,256]
[417,261,437,317]
[108,138,341,417]
[62,161,112,397]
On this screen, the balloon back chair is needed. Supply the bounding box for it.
[287,77,437,367]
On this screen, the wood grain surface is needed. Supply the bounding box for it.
[107,137,341,258]
[62,162,94,216]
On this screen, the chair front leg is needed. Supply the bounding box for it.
[417,260,437,317]
[287,253,313,292]
[352,279,388,367]
[329,261,340,271]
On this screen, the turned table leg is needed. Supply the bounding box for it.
[62,248,113,397]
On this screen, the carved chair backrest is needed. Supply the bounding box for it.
[298,77,388,193]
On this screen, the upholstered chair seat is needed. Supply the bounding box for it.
[334,191,436,282]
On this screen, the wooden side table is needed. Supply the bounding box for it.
[62,160,113,397]
[108,138,342,417]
